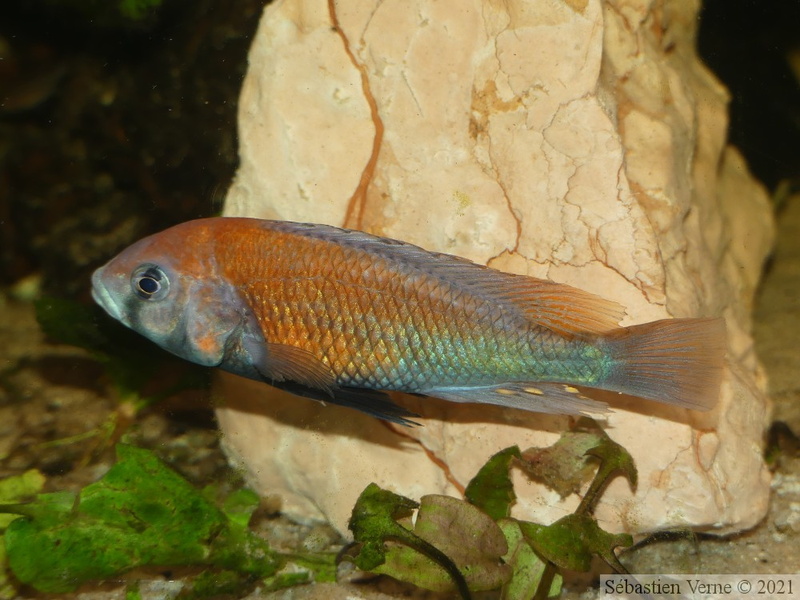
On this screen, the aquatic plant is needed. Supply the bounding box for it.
[0,445,336,596]
[343,417,636,599]
[0,419,636,598]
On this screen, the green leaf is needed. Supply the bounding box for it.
[578,431,637,515]
[347,482,419,572]
[348,484,474,599]
[4,445,283,593]
[373,495,511,593]
[518,417,637,514]
[497,519,562,600]
[519,514,632,572]
[0,538,13,600]
[0,470,52,599]
[0,490,76,527]
[0,470,46,529]
[221,488,261,530]
[465,446,521,520]
[280,551,338,584]
[518,426,603,498]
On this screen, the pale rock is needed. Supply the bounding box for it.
[218,0,774,535]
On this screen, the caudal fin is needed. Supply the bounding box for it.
[600,318,726,411]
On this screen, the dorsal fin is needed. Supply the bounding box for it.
[260,219,625,336]
[401,258,625,335]
[479,275,626,336]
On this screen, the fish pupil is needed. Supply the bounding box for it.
[131,265,168,300]
[137,276,160,296]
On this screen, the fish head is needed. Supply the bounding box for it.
[91,220,247,368]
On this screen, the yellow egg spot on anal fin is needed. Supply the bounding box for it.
[429,383,608,416]
[523,387,544,395]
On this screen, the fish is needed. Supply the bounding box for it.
[91,217,725,425]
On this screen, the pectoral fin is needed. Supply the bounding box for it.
[250,342,419,425]
[269,380,420,426]
[262,342,338,392]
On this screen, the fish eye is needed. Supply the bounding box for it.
[131,265,170,301]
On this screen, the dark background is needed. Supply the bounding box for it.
[0,0,798,296]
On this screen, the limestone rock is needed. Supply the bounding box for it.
[218,0,774,536]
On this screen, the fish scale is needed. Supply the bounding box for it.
[91,217,726,424]
[285,237,527,391]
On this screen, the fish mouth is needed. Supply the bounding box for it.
[91,268,125,322]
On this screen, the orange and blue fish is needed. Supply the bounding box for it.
[91,217,725,425]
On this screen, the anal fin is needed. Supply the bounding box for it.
[428,383,608,416]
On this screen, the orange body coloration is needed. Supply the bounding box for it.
[91,218,726,424]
